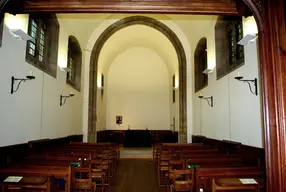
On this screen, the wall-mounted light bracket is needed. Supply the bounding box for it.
[60,93,75,106]
[203,68,214,74]
[237,34,258,46]
[199,96,213,107]
[9,28,33,41]
[11,75,35,94]
[234,76,258,95]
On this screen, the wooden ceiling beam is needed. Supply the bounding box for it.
[20,0,238,15]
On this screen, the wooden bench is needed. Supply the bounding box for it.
[27,143,115,190]
[0,166,72,192]
[195,167,265,192]
[1,176,59,192]
[212,177,264,192]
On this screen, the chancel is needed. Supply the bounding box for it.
[0,1,285,192]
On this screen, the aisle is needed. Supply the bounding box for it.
[108,159,164,192]
[120,148,152,158]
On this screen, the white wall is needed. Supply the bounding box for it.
[7,13,263,146]
[0,14,83,147]
[192,17,264,148]
[106,47,170,130]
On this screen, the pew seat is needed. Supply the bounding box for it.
[1,176,59,192]
[212,177,264,192]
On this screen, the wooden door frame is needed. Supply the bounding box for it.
[0,0,285,191]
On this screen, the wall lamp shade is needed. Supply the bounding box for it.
[234,76,258,95]
[60,92,75,106]
[59,67,71,72]
[203,68,213,74]
[237,34,258,46]
[199,96,213,107]
[11,75,35,94]
[9,29,33,41]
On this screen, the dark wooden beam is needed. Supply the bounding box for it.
[21,0,238,15]
[236,0,253,17]
[2,0,25,14]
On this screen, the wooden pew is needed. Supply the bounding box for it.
[195,167,265,192]
[26,143,114,190]
[0,166,72,192]
[1,176,60,192]
[156,144,220,187]
[212,177,263,192]
[0,142,118,192]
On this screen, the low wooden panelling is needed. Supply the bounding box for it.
[97,130,178,144]
[0,134,83,168]
[192,135,265,167]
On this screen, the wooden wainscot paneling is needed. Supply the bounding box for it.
[0,143,29,168]
[0,135,83,168]
[97,130,178,144]
[192,135,265,167]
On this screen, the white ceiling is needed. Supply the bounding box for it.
[98,24,178,74]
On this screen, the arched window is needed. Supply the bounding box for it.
[215,16,244,80]
[67,35,82,91]
[26,13,59,78]
[195,37,208,92]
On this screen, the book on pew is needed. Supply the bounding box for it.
[3,176,23,183]
[239,178,258,184]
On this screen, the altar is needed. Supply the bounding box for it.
[124,129,152,148]
[97,130,178,145]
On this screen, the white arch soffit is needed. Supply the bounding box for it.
[98,25,177,74]
[101,47,174,75]
[82,14,193,142]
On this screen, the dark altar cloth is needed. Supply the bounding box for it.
[124,129,152,147]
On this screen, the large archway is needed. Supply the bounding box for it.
[0,0,285,191]
[88,16,187,143]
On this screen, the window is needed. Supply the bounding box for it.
[67,36,82,91]
[172,74,175,103]
[100,73,104,102]
[26,13,59,78]
[215,16,244,80]
[195,37,208,92]
[0,14,4,47]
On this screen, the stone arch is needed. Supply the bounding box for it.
[88,15,187,142]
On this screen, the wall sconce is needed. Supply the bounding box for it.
[60,92,75,106]
[237,34,258,46]
[234,76,258,95]
[9,28,33,41]
[203,68,213,74]
[11,75,35,94]
[199,96,213,107]
[98,73,104,90]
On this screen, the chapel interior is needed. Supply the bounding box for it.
[0,1,281,191]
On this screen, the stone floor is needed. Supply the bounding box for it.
[120,147,153,159]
